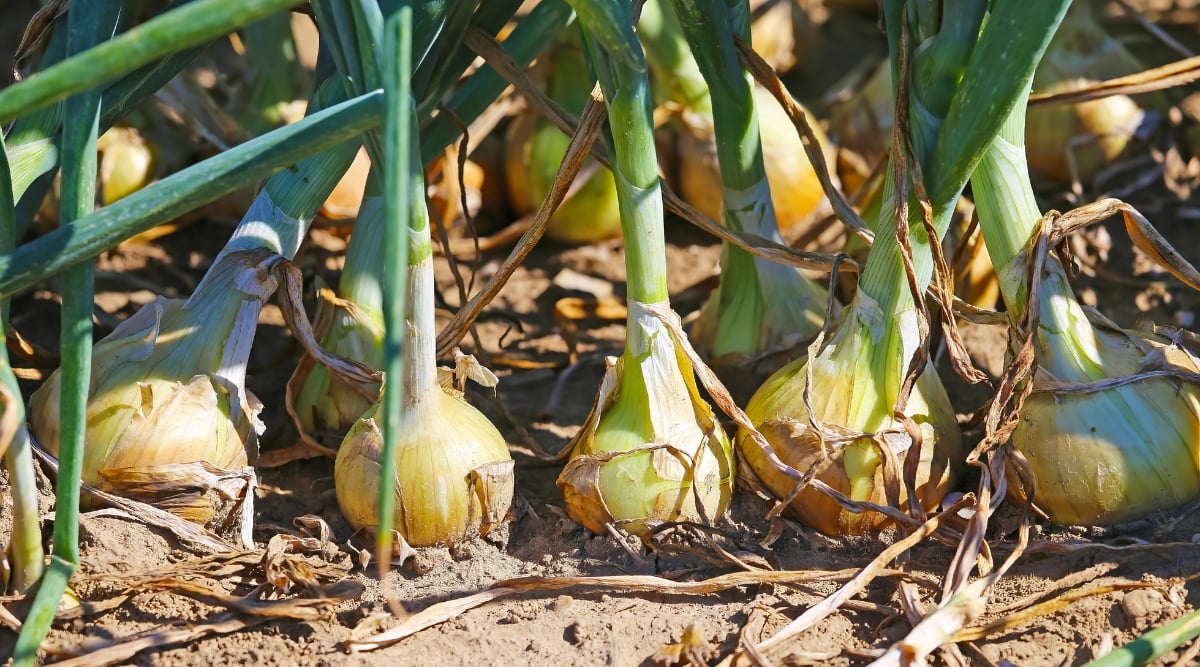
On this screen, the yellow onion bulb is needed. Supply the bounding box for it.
[97,126,156,205]
[1001,259,1200,525]
[1025,80,1143,185]
[287,290,383,452]
[677,86,833,237]
[29,297,258,506]
[504,42,622,245]
[1025,0,1155,185]
[334,386,515,547]
[737,304,961,535]
[558,304,736,536]
[504,110,622,245]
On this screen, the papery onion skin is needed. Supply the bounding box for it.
[30,297,257,495]
[737,312,962,536]
[558,306,736,536]
[334,387,515,547]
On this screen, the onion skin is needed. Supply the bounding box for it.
[29,296,259,532]
[558,304,736,536]
[334,387,515,547]
[736,305,961,536]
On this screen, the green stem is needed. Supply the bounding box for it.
[402,120,437,403]
[1085,609,1200,667]
[636,0,710,115]
[0,132,42,596]
[338,174,385,313]
[377,4,413,576]
[574,3,668,304]
[970,83,1107,386]
[858,0,1069,319]
[216,77,360,261]
[970,89,1043,308]
[0,91,382,301]
[0,0,306,124]
[4,428,42,593]
[14,2,120,662]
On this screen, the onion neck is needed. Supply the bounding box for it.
[972,86,1109,383]
[340,192,386,314]
[403,254,439,404]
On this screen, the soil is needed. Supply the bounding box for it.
[5,3,1200,667]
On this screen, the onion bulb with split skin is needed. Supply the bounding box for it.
[30,250,277,547]
[557,302,736,537]
[737,297,962,535]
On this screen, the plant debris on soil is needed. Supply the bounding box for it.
[5,1,1200,666]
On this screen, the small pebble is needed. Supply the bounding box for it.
[1120,589,1166,625]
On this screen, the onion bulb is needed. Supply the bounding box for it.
[334,378,515,547]
[1026,0,1152,185]
[504,42,621,245]
[97,126,155,205]
[677,86,834,238]
[558,302,736,536]
[30,251,271,546]
[737,299,962,535]
[998,253,1200,525]
[333,251,515,547]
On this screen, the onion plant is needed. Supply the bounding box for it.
[737,0,1070,535]
[657,0,829,360]
[556,0,735,537]
[971,79,1200,526]
[291,0,575,453]
[306,2,513,556]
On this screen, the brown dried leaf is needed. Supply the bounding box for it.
[469,459,516,536]
[97,461,256,549]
